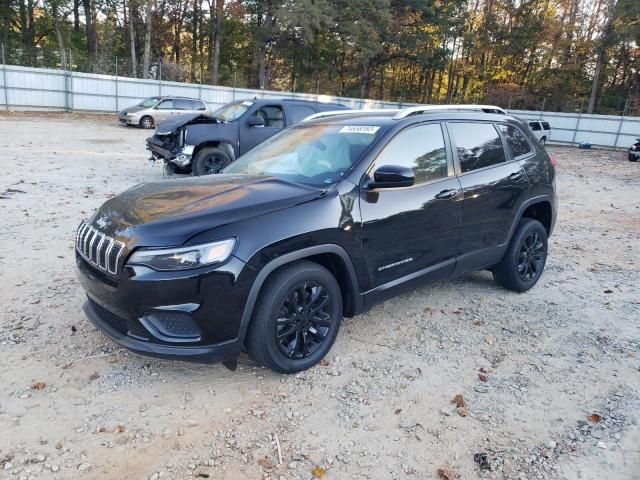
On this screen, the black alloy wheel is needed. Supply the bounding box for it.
[517,231,545,282]
[192,146,233,176]
[275,281,333,359]
[246,261,343,373]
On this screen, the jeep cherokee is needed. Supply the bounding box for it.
[76,105,557,373]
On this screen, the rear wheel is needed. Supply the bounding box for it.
[629,153,638,162]
[246,261,343,373]
[492,218,548,292]
[192,147,233,176]
[140,116,154,129]
[540,136,547,146]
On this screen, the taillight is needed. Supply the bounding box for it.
[549,155,558,167]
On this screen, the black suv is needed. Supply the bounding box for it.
[77,106,557,373]
[146,98,346,176]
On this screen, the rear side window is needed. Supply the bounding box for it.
[373,123,448,184]
[191,100,207,110]
[173,99,192,110]
[449,122,506,173]
[288,105,316,124]
[529,121,541,131]
[541,121,551,130]
[499,124,532,158]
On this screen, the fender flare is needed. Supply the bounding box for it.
[505,195,554,245]
[235,244,361,343]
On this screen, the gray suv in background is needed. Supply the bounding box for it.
[118,96,208,129]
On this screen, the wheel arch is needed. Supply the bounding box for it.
[192,141,235,161]
[507,196,554,245]
[236,245,362,344]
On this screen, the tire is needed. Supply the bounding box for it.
[492,218,548,292]
[140,116,154,129]
[192,147,233,176]
[629,153,638,162]
[246,261,343,373]
[540,136,547,146]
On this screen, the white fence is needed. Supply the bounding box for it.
[1,64,638,149]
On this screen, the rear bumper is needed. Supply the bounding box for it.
[83,299,241,362]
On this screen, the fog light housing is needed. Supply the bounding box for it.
[140,311,202,343]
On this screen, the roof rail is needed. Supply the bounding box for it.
[393,104,506,119]
[301,109,399,122]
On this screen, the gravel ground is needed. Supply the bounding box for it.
[0,113,639,480]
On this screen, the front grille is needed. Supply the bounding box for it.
[76,221,125,275]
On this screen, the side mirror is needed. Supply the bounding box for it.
[369,165,415,189]
[247,115,265,127]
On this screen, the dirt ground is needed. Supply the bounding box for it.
[0,113,639,480]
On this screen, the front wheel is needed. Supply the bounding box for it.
[140,116,154,129]
[246,261,343,373]
[492,218,548,292]
[629,153,638,162]
[192,147,233,176]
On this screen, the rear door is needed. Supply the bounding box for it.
[286,103,317,125]
[360,122,462,296]
[239,103,286,155]
[447,121,530,273]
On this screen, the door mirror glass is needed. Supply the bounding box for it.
[247,115,265,127]
[371,165,415,189]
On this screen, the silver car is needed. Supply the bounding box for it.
[118,96,208,129]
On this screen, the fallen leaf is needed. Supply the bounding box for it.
[424,306,436,315]
[394,408,402,415]
[71,325,77,333]
[311,466,326,478]
[473,453,491,470]
[437,467,455,480]
[258,456,274,469]
[196,474,209,479]
[603,289,613,294]
[318,359,330,367]
[98,426,107,433]
[88,372,100,381]
[457,407,468,417]
[588,413,602,423]
[478,374,489,382]
[31,381,46,390]
[451,394,465,408]
[106,355,118,364]
[479,366,490,373]
[113,425,125,434]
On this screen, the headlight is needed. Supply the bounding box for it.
[127,238,235,271]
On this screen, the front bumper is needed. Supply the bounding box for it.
[76,252,256,362]
[629,149,640,159]
[118,114,137,125]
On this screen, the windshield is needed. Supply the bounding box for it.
[211,101,253,121]
[223,124,385,187]
[139,97,161,107]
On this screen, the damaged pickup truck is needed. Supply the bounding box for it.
[146,98,347,176]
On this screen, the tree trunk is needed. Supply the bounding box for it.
[127,0,137,77]
[82,0,97,55]
[52,2,67,68]
[142,0,152,78]
[587,0,617,113]
[211,0,223,84]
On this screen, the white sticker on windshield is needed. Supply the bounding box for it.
[241,101,254,106]
[339,126,380,134]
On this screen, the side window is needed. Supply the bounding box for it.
[156,99,174,110]
[541,121,551,130]
[193,100,207,111]
[288,105,316,124]
[528,121,541,131]
[449,122,506,173]
[372,123,448,185]
[173,99,192,110]
[499,124,532,158]
[255,105,284,127]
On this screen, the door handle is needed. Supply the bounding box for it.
[435,189,459,199]
[509,171,525,181]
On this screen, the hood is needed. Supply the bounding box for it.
[89,175,324,247]
[122,105,147,114]
[155,114,221,135]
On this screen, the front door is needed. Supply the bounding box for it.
[239,104,285,155]
[153,98,175,122]
[446,121,531,272]
[360,122,462,298]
